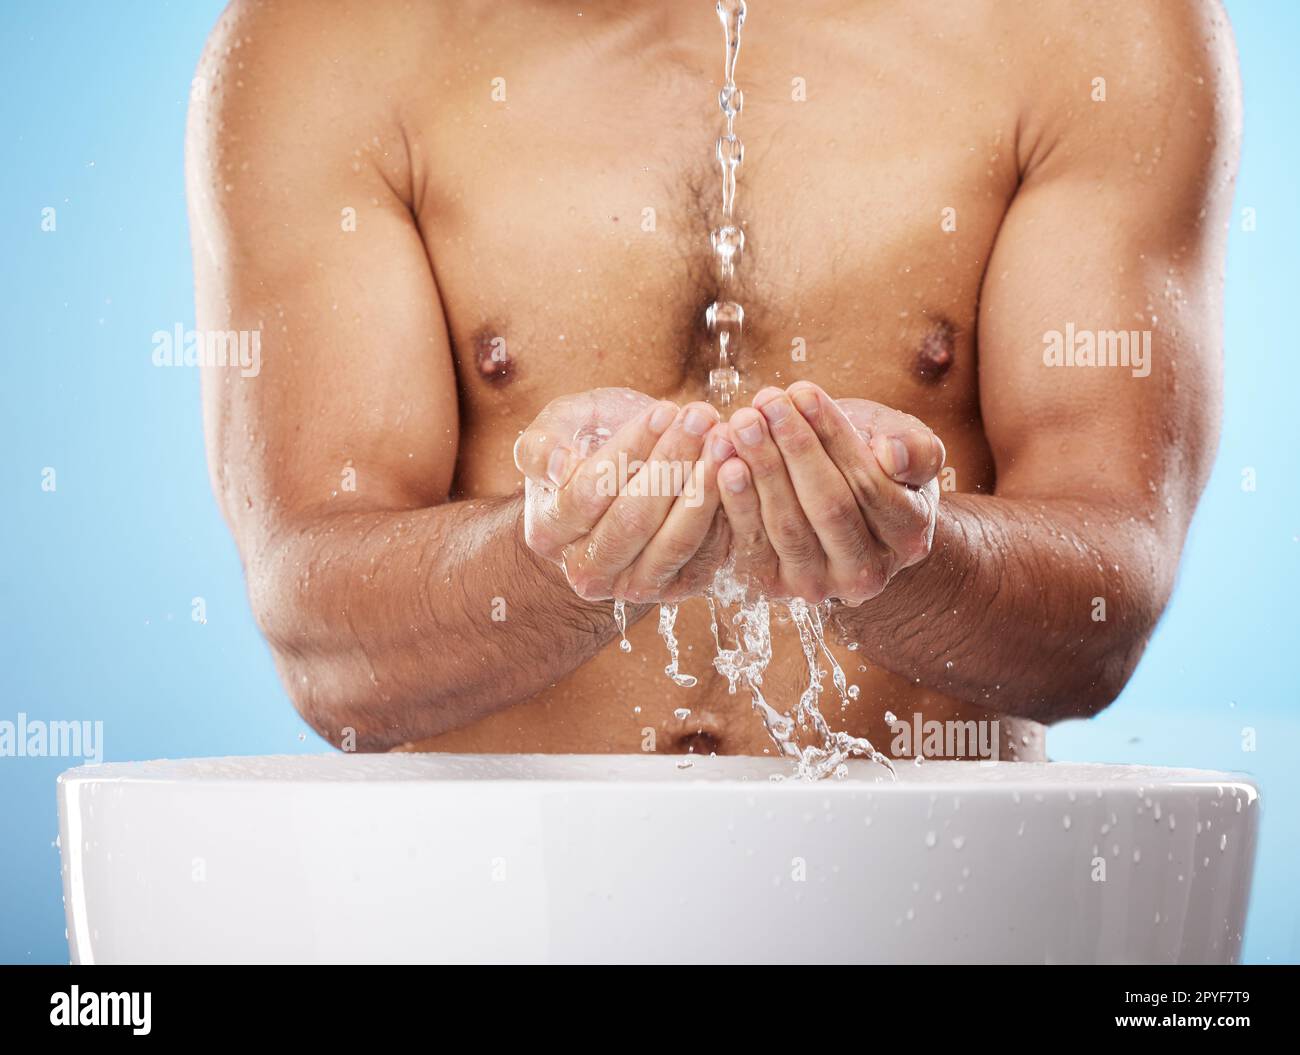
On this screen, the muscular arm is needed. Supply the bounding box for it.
[838,4,1241,720]
[187,2,623,749]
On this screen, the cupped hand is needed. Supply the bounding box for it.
[717,381,945,605]
[514,388,735,602]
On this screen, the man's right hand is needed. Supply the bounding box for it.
[514,388,734,603]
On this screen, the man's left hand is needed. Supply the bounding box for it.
[718,382,945,605]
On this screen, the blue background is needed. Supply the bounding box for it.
[1,1,1295,963]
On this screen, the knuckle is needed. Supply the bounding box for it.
[848,467,882,504]
[672,560,714,599]
[562,477,606,525]
[615,573,652,605]
[734,531,768,564]
[773,526,820,567]
[745,442,783,474]
[779,424,819,457]
[851,562,888,600]
[567,557,611,601]
[771,510,811,546]
[658,531,700,571]
[608,496,653,537]
[820,493,863,533]
[789,574,827,603]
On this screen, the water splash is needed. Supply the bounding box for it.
[704,565,893,780]
[658,602,698,687]
[633,4,892,778]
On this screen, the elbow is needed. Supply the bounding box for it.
[246,559,413,753]
[1018,645,1144,726]
[266,633,418,753]
[274,651,411,754]
[1069,649,1143,721]
[1048,593,1167,723]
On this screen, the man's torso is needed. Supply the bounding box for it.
[392,1,1050,760]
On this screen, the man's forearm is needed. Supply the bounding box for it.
[837,494,1169,722]
[249,495,638,750]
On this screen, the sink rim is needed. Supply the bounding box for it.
[55,752,1261,799]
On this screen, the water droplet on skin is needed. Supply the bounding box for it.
[673,708,691,721]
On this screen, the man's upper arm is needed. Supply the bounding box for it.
[186,0,456,554]
[977,2,1241,549]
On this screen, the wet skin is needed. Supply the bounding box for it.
[189,1,1239,760]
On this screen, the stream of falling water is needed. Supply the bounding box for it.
[706,0,745,408]
[617,1,891,780]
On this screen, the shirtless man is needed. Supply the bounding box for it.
[187,0,1239,761]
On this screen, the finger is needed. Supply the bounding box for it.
[582,401,719,579]
[667,509,732,600]
[789,382,933,557]
[727,405,825,592]
[542,399,679,553]
[513,388,656,484]
[834,397,945,486]
[717,456,779,591]
[753,387,875,579]
[620,423,732,598]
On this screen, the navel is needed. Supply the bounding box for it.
[675,730,722,756]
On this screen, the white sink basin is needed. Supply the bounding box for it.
[57,753,1258,964]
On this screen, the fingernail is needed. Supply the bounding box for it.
[710,433,735,461]
[546,447,572,486]
[760,398,791,424]
[737,419,763,447]
[884,438,909,476]
[684,407,715,436]
[722,464,749,493]
[790,387,820,419]
[649,401,677,433]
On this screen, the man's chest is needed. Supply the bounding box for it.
[410,18,1021,446]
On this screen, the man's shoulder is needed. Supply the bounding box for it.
[1006,0,1237,95]
[188,0,438,222]
[988,0,1240,179]
[199,0,442,90]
